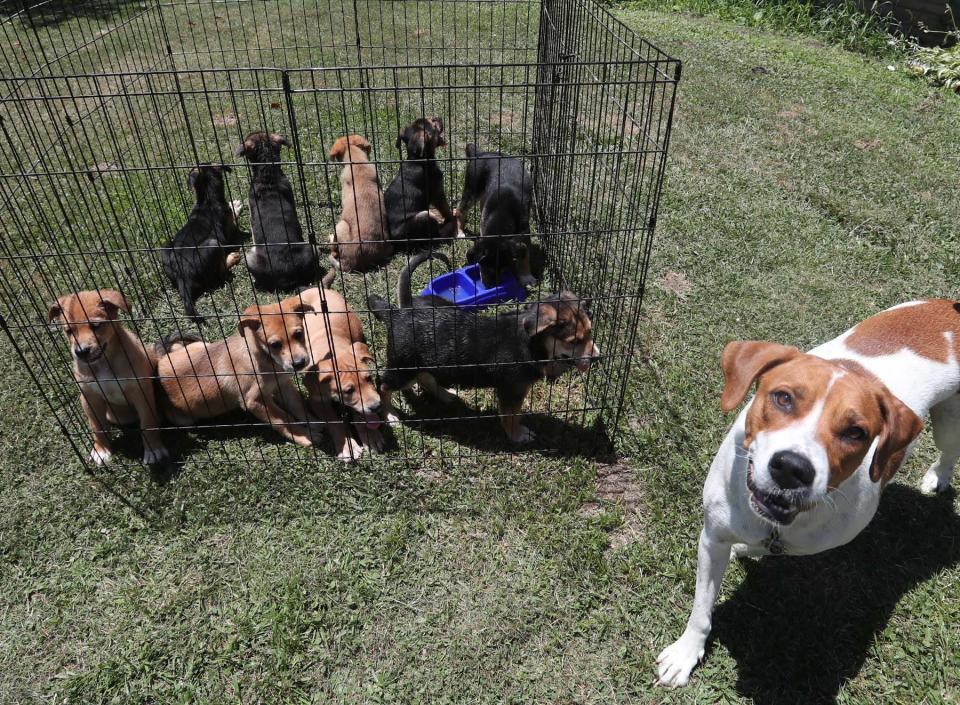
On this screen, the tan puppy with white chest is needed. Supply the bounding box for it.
[48,289,168,467]
[328,134,392,272]
[297,286,384,461]
[157,297,318,446]
[655,300,960,687]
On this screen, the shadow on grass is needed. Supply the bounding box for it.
[13,0,150,29]
[713,484,960,705]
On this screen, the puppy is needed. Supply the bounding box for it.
[161,164,245,320]
[383,117,459,248]
[48,289,169,467]
[653,300,960,688]
[367,252,601,442]
[328,135,392,272]
[156,296,318,446]
[297,283,384,461]
[235,132,320,291]
[458,144,536,288]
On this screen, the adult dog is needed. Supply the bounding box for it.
[653,300,960,687]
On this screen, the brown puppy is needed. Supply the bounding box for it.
[48,289,168,467]
[157,297,318,446]
[297,286,384,461]
[328,135,392,272]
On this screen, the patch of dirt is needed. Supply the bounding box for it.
[655,269,693,300]
[578,462,646,552]
[86,162,120,179]
[415,468,445,483]
[854,138,882,151]
[777,104,805,119]
[414,28,429,38]
[212,112,238,127]
[490,109,522,130]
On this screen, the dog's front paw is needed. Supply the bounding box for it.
[656,637,704,688]
[510,425,535,444]
[359,426,385,452]
[225,251,243,269]
[337,436,365,463]
[142,446,170,466]
[230,199,243,217]
[90,445,112,466]
[385,411,401,425]
[921,464,953,494]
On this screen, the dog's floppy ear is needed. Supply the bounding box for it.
[329,137,347,162]
[396,126,409,150]
[97,289,130,319]
[869,388,923,484]
[188,167,200,192]
[351,340,375,366]
[309,350,335,384]
[430,116,445,146]
[349,134,372,154]
[720,341,801,413]
[234,140,249,158]
[271,133,291,149]
[47,297,67,323]
[291,302,314,317]
[522,300,558,337]
[238,304,263,335]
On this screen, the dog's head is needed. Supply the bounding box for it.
[721,341,924,525]
[310,341,382,425]
[188,163,231,200]
[239,297,314,373]
[522,292,600,374]
[329,134,372,162]
[234,132,291,163]
[48,289,130,365]
[467,238,528,288]
[396,117,446,159]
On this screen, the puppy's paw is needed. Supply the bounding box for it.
[385,411,401,425]
[90,445,112,466]
[435,386,460,404]
[142,446,170,466]
[511,425,535,444]
[291,431,314,448]
[921,465,953,495]
[229,199,243,217]
[337,437,365,463]
[656,637,704,688]
[359,426,385,452]
[225,251,243,269]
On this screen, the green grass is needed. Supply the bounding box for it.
[2,4,960,704]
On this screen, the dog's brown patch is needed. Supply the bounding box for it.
[845,299,960,363]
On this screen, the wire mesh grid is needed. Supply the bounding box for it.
[0,0,679,490]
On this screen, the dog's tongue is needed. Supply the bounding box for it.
[362,412,381,430]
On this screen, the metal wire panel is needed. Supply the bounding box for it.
[0,0,679,488]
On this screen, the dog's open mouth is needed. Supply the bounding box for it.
[747,461,800,525]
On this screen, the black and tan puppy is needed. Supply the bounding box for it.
[161,164,245,321]
[235,131,320,291]
[383,117,460,248]
[48,289,169,468]
[367,252,601,443]
[458,144,536,288]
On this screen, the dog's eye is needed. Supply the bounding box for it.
[90,321,102,330]
[343,385,355,394]
[270,340,283,351]
[772,390,794,411]
[841,426,867,443]
[292,330,304,341]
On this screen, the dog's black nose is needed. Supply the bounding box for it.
[769,450,815,489]
[74,346,90,359]
[367,399,381,412]
[292,357,308,371]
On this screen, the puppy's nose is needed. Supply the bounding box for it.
[292,357,308,371]
[74,345,90,359]
[367,399,382,412]
[769,450,815,489]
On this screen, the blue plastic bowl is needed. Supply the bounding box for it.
[420,263,528,311]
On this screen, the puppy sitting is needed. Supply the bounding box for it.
[328,135,392,272]
[383,117,460,248]
[458,144,536,288]
[48,289,169,468]
[235,132,320,291]
[161,164,245,321]
[368,252,600,442]
[157,296,318,446]
[297,283,384,461]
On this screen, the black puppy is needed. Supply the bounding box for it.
[383,117,460,248]
[367,252,601,443]
[235,131,320,291]
[458,144,536,288]
[161,164,245,321]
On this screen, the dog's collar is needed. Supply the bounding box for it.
[762,527,786,555]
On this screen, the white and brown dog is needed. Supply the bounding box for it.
[656,299,960,688]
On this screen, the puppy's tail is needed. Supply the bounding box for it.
[321,266,337,289]
[154,331,201,357]
[366,294,392,323]
[397,250,451,308]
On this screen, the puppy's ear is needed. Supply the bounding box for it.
[349,134,372,154]
[188,167,200,192]
[291,302,314,317]
[719,341,801,413]
[351,340,375,366]
[329,137,346,162]
[234,140,249,158]
[396,127,408,150]
[431,117,446,147]
[271,133,291,149]
[409,129,426,156]
[238,305,263,335]
[47,297,66,323]
[311,352,336,385]
[869,388,923,483]
[97,290,130,319]
[522,301,558,337]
